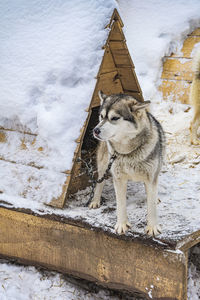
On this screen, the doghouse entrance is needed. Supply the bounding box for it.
[67,106,100,195]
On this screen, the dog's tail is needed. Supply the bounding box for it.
[192,47,200,79]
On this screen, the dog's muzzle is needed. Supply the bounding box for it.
[93,127,101,138]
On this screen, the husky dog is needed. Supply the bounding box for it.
[190,47,200,145]
[90,91,165,236]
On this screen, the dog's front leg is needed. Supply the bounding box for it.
[89,180,105,209]
[145,180,161,236]
[113,177,131,234]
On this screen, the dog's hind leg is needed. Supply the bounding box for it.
[89,142,108,209]
[145,178,161,236]
[190,113,200,145]
[113,177,131,234]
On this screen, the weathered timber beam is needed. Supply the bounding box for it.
[0,207,188,300]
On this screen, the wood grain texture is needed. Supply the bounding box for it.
[160,27,200,103]
[0,207,189,300]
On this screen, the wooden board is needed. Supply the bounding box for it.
[161,58,192,81]
[0,206,195,300]
[159,27,200,103]
[91,71,124,108]
[188,28,200,36]
[160,79,191,104]
[171,36,200,58]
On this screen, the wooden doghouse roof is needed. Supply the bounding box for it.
[0,8,143,209]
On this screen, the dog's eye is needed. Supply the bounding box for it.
[100,114,104,119]
[111,116,120,121]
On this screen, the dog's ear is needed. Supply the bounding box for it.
[134,100,151,111]
[129,100,150,112]
[98,90,107,105]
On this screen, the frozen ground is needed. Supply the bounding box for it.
[0,259,144,300]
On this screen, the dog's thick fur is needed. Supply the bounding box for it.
[90,91,165,236]
[190,47,200,145]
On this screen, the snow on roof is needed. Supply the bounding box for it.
[0,0,117,204]
[0,0,117,172]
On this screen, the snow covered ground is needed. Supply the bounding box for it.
[0,259,144,300]
[1,0,200,299]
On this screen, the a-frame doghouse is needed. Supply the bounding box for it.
[0,9,200,300]
[50,9,144,208]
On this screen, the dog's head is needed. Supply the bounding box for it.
[93,91,150,142]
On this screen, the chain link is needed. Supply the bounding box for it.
[77,153,117,206]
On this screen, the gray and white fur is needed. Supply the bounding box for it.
[90,91,165,236]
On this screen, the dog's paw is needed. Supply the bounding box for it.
[115,221,131,235]
[145,224,162,237]
[89,201,100,209]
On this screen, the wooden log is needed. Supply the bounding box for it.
[0,206,191,300]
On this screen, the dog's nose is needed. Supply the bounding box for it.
[93,127,101,135]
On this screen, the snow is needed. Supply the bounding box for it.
[119,0,200,100]
[0,259,143,300]
[0,0,117,172]
[1,0,200,298]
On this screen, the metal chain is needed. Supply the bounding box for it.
[77,153,117,205]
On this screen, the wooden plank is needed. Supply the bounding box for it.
[160,27,200,104]
[107,8,124,28]
[118,67,143,98]
[0,206,188,300]
[181,36,200,57]
[159,79,191,104]
[97,45,116,76]
[109,41,134,68]
[48,141,82,208]
[91,71,124,108]
[108,21,125,42]
[171,36,200,58]
[161,57,192,81]
[0,131,6,143]
[177,229,200,252]
[189,27,200,36]
[48,174,71,208]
